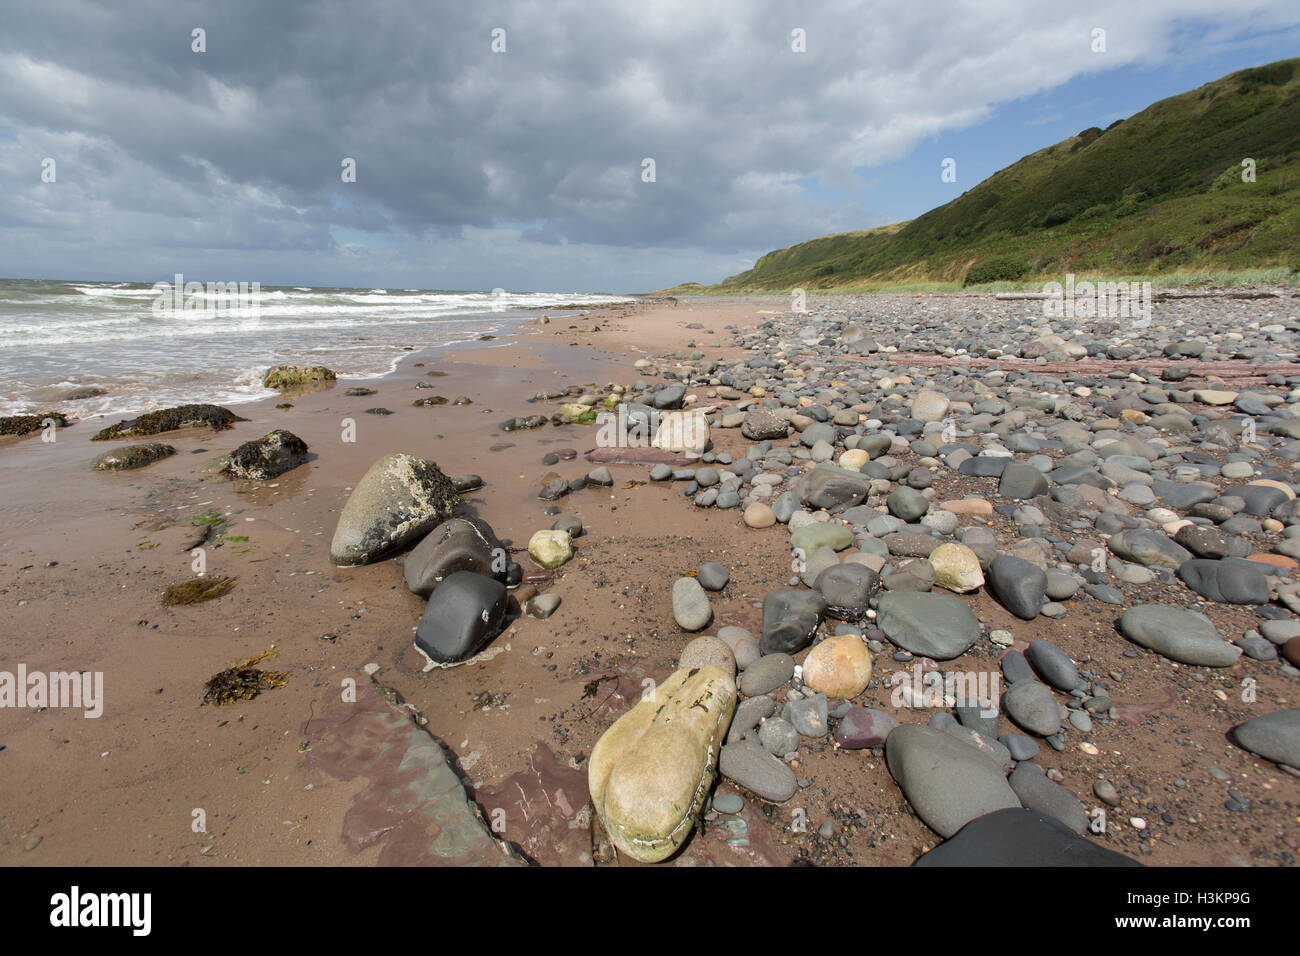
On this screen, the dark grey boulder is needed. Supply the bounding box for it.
[999,462,1049,500]
[1008,763,1087,834]
[760,590,826,654]
[875,591,981,660]
[813,563,879,621]
[1176,558,1270,605]
[914,809,1142,867]
[1024,640,1081,691]
[1118,605,1242,666]
[987,554,1047,620]
[1230,708,1300,769]
[414,570,508,663]
[403,517,498,598]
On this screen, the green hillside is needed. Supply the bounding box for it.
[709,59,1300,292]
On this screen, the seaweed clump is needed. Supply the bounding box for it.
[202,646,289,706]
[92,404,246,441]
[161,575,237,606]
[1,412,68,437]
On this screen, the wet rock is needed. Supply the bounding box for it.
[262,364,336,389]
[91,442,176,471]
[330,453,460,566]
[91,404,245,441]
[414,570,508,663]
[403,517,498,598]
[222,429,309,480]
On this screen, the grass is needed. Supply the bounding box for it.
[689,58,1300,294]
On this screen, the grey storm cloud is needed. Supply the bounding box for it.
[2,0,1299,286]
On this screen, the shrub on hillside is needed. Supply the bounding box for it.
[963,257,1028,285]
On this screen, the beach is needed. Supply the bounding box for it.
[1,292,1298,867]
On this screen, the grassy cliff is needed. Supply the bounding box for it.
[704,59,1300,292]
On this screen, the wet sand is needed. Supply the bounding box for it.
[0,295,1296,867]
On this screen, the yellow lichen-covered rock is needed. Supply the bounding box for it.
[588,666,736,863]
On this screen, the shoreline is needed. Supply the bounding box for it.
[1,291,1298,867]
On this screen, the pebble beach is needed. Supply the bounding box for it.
[1,291,1298,867]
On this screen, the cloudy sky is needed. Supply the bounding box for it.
[1,1,1298,292]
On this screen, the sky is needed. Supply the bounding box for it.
[1,1,1298,292]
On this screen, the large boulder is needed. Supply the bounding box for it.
[589,666,736,862]
[914,809,1142,867]
[222,429,309,480]
[740,408,789,440]
[652,410,710,457]
[1229,708,1300,770]
[262,364,336,389]
[414,570,508,663]
[330,453,460,566]
[885,725,1021,838]
[801,466,872,510]
[403,517,499,597]
[875,591,981,660]
[1118,605,1242,667]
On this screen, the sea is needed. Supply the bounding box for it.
[0,278,633,417]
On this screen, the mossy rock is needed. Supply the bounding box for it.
[162,575,237,606]
[0,412,68,437]
[222,429,309,480]
[262,364,337,390]
[92,442,176,471]
[413,395,448,407]
[91,404,246,441]
[343,387,377,396]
